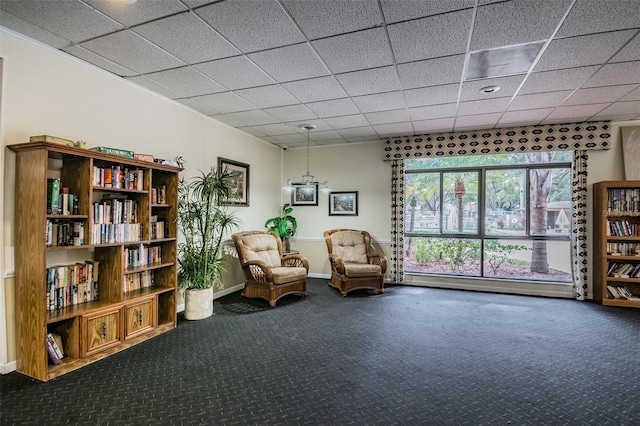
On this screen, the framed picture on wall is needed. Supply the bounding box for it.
[217,157,249,206]
[329,191,358,216]
[291,183,319,206]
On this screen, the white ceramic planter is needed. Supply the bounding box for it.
[184,287,214,320]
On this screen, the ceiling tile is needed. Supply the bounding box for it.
[471,0,572,51]
[247,123,299,136]
[336,66,402,97]
[409,104,458,121]
[175,97,221,116]
[545,103,610,121]
[281,76,348,103]
[454,113,503,131]
[237,126,268,138]
[64,45,137,77]
[458,97,512,116]
[582,62,640,88]
[365,109,411,125]
[611,32,640,62]
[305,98,361,118]
[323,115,370,129]
[133,12,239,64]
[87,0,187,26]
[562,85,638,106]
[144,67,226,97]
[284,120,332,132]
[270,133,310,144]
[397,55,466,89]
[312,28,394,74]
[126,75,184,99]
[264,104,318,122]
[310,130,344,141]
[0,0,123,43]
[593,101,640,117]
[374,122,415,137]
[535,30,636,72]
[619,86,640,101]
[509,91,572,110]
[191,92,256,114]
[519,66,599,94]
[499,108,555,125]
[236,85,299,109]
[556,0,640,38]
[460,75,526,101]
[219,109,280,126]
[196,0,305,52]
[80,30,185,74]
[388,9,472,63]
[380,0,475,24]
[194,56,275,90]
[405,84,460,108]
[413,117,456,134]
[352,91,406,113]
[282,0,383,39]
[0,11,71,48]
[337,126,378,138]
[248,43,330,82]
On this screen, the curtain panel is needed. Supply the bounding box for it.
[386,121,611,299]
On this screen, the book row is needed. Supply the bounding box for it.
[123,270,154,293]
[46,332,64,365]
[607,242,640,256]
[151,185,167,205]
[46,261,99,311]
[150,220,166,240]
[607,188,640,213]
[93,165,144,190]
[46,220,85,247]
[47,178,79,215]
[91,223,142,245]
[606,262,640,279]
[606,220,639,237]
[93,197,139,225]
[123,244,162,269]
[607,285,639,300]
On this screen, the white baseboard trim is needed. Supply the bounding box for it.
[1,360,16,374]
[309,273,330,279]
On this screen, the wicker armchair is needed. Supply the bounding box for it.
[323,229,387,296]
[232,231,309,307]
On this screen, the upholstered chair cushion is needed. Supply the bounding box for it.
[343,262,381,277]
[331,230,368,263]
[270,266,308,284]
[241,233,281,268]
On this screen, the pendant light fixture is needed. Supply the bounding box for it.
[283,124,331,193]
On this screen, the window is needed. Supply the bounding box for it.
[404,152,572,282]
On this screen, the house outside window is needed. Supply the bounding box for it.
[404,152,573,283]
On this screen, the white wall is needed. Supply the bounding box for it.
[0,30,282,372]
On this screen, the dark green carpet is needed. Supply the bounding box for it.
[1,278,639,425]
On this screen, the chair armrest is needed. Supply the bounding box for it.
[241,260,273,282]
[328,254,345,274]
[368,253,388,274]
[281,254,309,271]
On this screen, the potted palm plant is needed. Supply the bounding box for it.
[177,165,240,320]
[265,203,297,253]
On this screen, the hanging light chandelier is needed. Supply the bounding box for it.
[283,124,331,194]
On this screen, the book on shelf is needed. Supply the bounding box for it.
[47,178,60,214]
[134,153,155,162]
[607,285,639,300]
[46,337,61,365]
[46,333,64,362]
[30,135,86,149]
[90,146,135,158]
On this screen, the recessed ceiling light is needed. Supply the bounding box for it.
[480,86,501,94]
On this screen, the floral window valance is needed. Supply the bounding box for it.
[383,121,611,160]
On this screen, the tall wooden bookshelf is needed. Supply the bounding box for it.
[9,141,181,381]
[593,180,640,308]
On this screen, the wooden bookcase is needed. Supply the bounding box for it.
[9,142,181,381]
[593,180,640,308]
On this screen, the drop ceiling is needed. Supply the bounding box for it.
[1,0,639,149]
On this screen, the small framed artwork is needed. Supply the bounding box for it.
[329,191,358,216]
[217,157,249,206]
[291,183,319,206]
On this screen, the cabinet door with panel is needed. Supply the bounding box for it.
[82,308,122,357]
[124,296,156,340]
